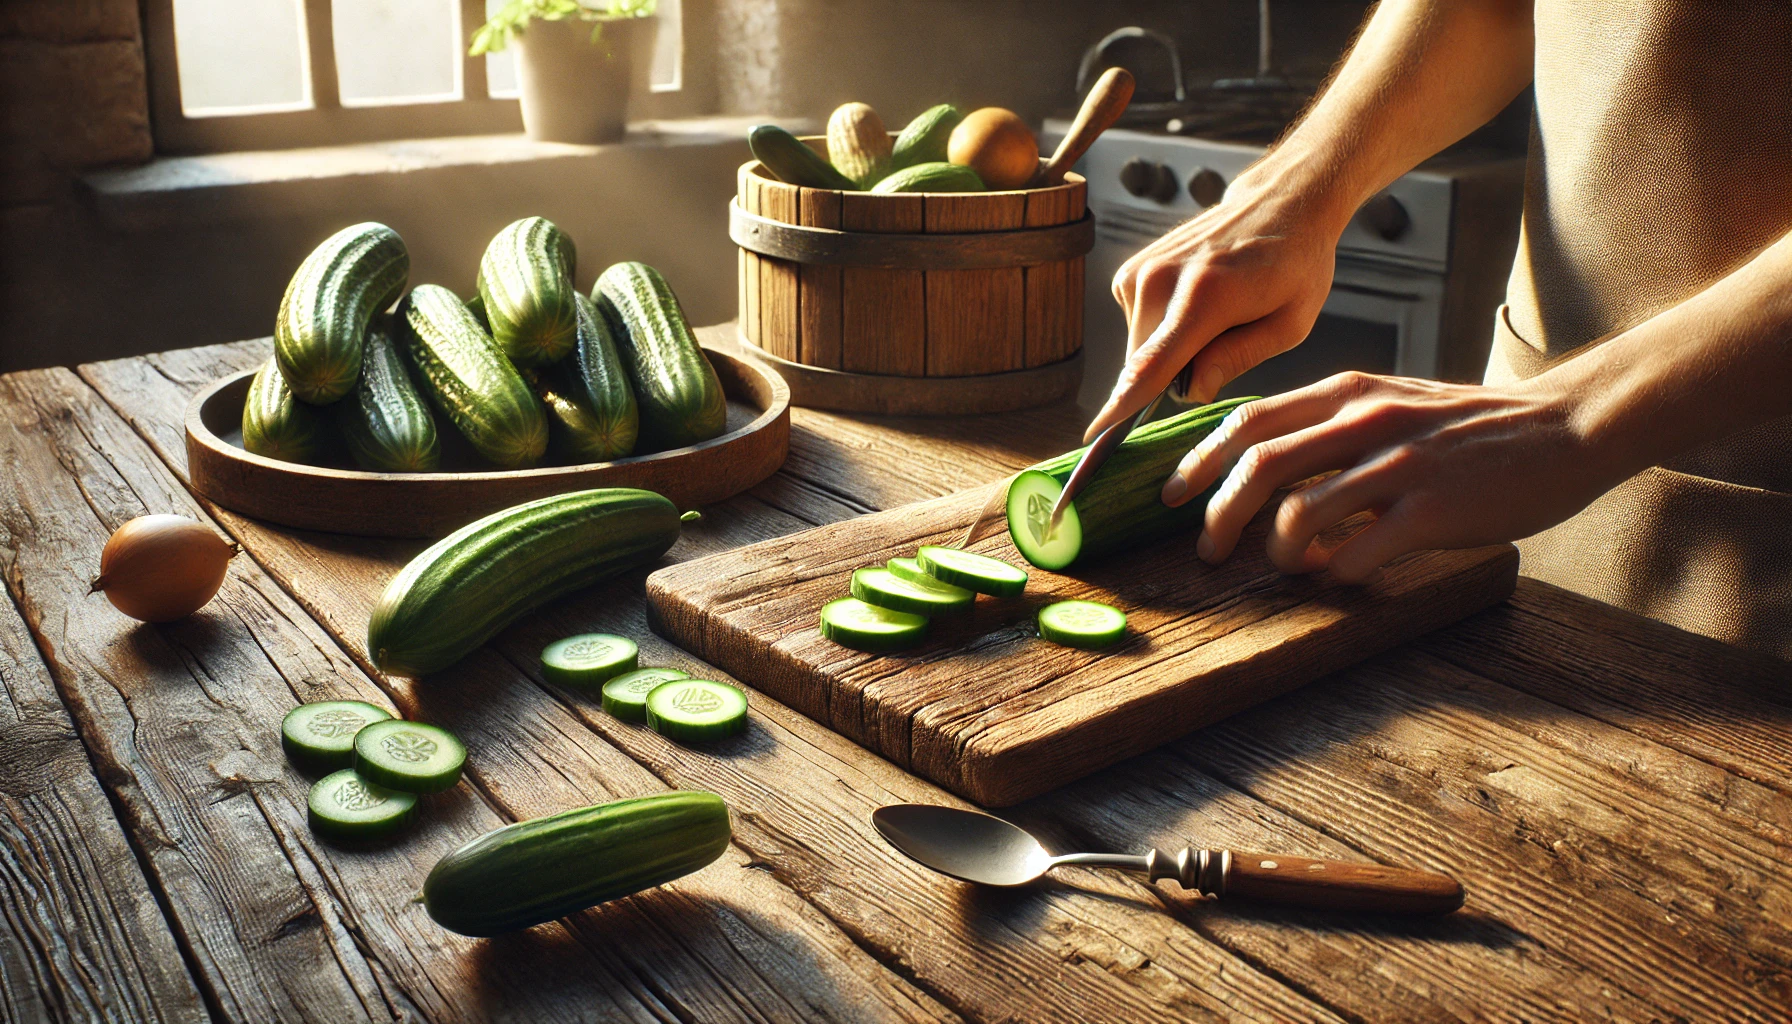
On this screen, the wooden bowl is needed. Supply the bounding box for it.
[184,344,790,538]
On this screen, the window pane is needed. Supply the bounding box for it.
[483,0,518,98]
[171,0,309,116]
[333,0,461,106]
[649,0,681,92]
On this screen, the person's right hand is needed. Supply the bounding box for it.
[1085,182,1345,444]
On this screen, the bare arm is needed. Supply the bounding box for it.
[1087,0,1535,441]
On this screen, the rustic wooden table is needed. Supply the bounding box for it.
[2,335,1789,1024]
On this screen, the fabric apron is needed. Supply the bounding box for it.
[1483,1,1792,660]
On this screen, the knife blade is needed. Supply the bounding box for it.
[1048,359,1200,536]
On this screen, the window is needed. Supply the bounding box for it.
[144,0,684,153]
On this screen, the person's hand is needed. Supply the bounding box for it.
[1163,370,1623,582]
[1085,183,1343,444]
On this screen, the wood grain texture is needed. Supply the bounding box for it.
[757,178,802,362]
[1023,183,1086,368]
[923,193,1026,376]
[797,187,844,369]
[740,334,1081,416]
[741,164,762,349]
[644,482,1518,806]
[840,192,926,376]
[0,584,208,1024]
[729,202,1094,269]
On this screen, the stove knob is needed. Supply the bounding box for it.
[1119,157,1158,198]
[1146,162,1179,203]
[1357,192,1411,241]
[1187,167,1226,207]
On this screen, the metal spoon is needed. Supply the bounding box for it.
[873,804,1464,914]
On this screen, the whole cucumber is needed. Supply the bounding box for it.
[870,162,984,194]
[890,104,963,171]
[402,283,548,469]
[336,318,440,472]
[275,222,409,405]
[594,262,728,452]
[242,357,336,464]
[476,217,579,367]
[533,292,640,463]
[747,124,859,190]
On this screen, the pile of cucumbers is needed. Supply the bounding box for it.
[751,102,984,194]
[245,217,728,472]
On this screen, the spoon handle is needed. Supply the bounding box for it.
[1148,848,1464,914]
[1034,67,1135,188]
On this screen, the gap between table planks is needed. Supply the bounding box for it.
[74,336,1792,1021]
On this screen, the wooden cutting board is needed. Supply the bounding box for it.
[646,484,1518,806]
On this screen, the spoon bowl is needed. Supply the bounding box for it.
[872,804,1057,886]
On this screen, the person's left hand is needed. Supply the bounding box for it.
[1164,370,1621,581]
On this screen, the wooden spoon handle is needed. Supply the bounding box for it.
[1223,851,1464,914]
[1036,66,1135,187]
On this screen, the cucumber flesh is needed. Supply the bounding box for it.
[1005,470,1083,571]
[282,700,394,775]
[1038,600,1127,649]
[886,556,954,591]
[851,566,972,616]
[602,667,692,722]
[308,769,419,841]
[353,720,467,794]
[819,597,928,652]
[645,679,749,742]
[540,633,639,688]
[915,546,1028,597]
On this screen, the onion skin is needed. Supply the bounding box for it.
[90,515,238,622]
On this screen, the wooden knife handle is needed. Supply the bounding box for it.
[1149,848,1464,914]
[1037,66,1135,187]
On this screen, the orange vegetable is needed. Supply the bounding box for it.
[947,108,1039,190]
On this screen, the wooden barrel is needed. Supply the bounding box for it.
[733,136,1091,413]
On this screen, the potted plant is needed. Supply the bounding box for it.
[472,0,657,144]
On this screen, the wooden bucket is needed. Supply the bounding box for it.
[732,136,1091,414]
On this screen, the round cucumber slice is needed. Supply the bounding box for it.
[852,566,973,616]
[540,633,639,688]
[887,556,955,591]
[1038,600,1127,649]
[281,700,394,775]
[601,667,691,722]
[353,719,467,794]
[1005,470,1082,571]
[645,679,749,742]
[307,769,419,842]
[819,597,929,652]
[916,546,1028,596]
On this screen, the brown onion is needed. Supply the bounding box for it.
[89,515,238,622]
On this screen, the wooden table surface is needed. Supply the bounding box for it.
[2,336,1789,1024]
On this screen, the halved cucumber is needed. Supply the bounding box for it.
[1038,600,1127,649]
[541,633,639,688]
[282,700,394,775]
[353,720,467,794]
[916,546,1028,597]
[851,566,973,616]
[1005,470,1083,571]
[819,597,928,652]
[645,679,748,742]
[308,769,419,841]
[601,667,691,722]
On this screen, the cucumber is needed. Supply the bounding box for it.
[402,283,549,469]
[890,104,963,171]
[308,769,418,841]
[1038,600,1127,649]
[748,124,859,190]
[540,633,638,688]
[916,546,1027,596]
[594,263,728,451]
[282,700,394,775]
[851,566,972,616]
[241,357,336,464]
[827,102,892,189]
[368,488,687,677]
[337,318,440,472]
[422,791,732,937]
[533,293,639,463]
[352,719,466,794]
[819,597,928,652]
[1005,397,1259,570]
[275,222,409,405]
[602,667,691,722]
[477,217,578,367]
[645,679,748,742]
[870,161,984,194]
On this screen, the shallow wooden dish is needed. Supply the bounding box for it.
[185,343,789,538]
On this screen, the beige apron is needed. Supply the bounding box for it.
[1484,1,1792,660]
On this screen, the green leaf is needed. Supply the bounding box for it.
[469,0,658,55]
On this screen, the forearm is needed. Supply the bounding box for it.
[1234,0,1534,234]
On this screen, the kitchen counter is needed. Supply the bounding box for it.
[2,330,1787,1023]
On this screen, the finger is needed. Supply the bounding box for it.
[1162,371,1371,506]
[1189,420,1381,564]
[1179,304,1311,405]
[1320,500,1433,583]
[1085,279,1241,443]
[1265,457,1407,573]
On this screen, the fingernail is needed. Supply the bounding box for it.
[1162,475,1188,504]
[1195,531,1216,561]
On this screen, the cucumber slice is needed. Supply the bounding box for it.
[1005,470,1083,571]
[353,719,467,794]
[541,633,639,688]
[645,679,749,742]
[281,700,394,775]
[819,597,929,652]
[307,769,419,841]
[916,546,1028,597]
[601,667,691,722]
[852,566,973,616]
[1038,600,1127,649]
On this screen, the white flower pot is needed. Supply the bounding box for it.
[512,15,654,144]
